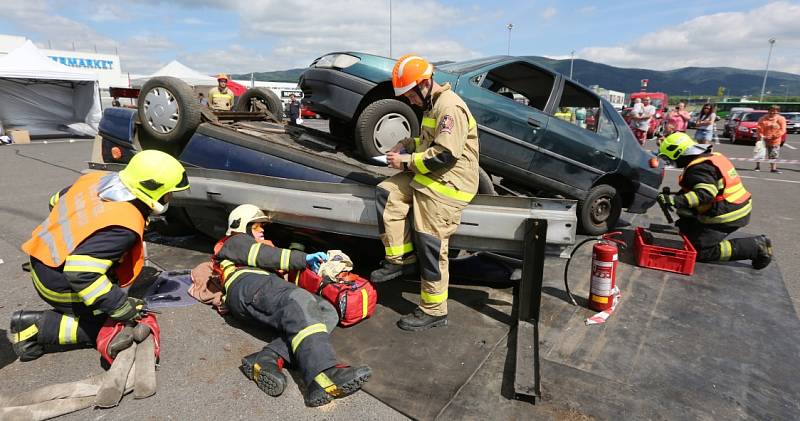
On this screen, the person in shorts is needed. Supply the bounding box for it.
[694,103,716,144]
[755,105,787,173]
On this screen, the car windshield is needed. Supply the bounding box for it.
[437,57,506,74]
[742,112,766,122]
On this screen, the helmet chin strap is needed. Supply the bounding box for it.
[413,77,434,111]
[151,200,169,215]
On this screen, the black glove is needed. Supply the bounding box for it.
[109,297,145,322]
[657,193,676,209]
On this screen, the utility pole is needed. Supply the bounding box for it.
[759,38,776,102]
[389,0,393,58]
[506,23,513,55]
[569,50,575,79]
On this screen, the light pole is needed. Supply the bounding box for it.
[683,90,691,104]
[759,38,776,102]
[779,84,789,101]
[506,23,513,55]
[569,50,575,79]
[389,0,392,58]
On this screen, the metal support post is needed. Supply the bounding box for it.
[513,218,547,402]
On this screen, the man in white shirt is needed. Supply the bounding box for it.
[631,97,655,146]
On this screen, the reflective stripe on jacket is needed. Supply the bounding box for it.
[209,87,234,111]
[21,172,145,288]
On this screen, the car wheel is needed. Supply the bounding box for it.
[329,118,354,140]
[477,167,497,196]
[137,76,201,145]
[235,88,284,122]
[578,184,621,236]
[355,99,420,157]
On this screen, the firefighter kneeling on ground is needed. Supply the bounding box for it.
[370,54,480,331]
[657,133,773,269]
[10,150,189,361]
[190,204,372,407]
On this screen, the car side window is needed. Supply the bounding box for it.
[556,81,601,133]
[474,62,555,111]
[596,107,618,140]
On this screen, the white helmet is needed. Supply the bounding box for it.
[227,204,270,235]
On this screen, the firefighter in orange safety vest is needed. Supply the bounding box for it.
[370,54,480,331]
[10,150,189,362]
[657,133,772,269]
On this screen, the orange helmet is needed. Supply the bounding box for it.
[216,73,229,81]
[391,55,433,96]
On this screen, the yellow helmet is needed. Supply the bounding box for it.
[227,204,271,235]
[658,132,697,161]
[118,150,189,212]
[216,73,229,81]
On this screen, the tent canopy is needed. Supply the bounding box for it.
[132,60,218,86]
[0,40,101,137]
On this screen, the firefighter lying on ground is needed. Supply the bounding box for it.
[190,204,372,407]
[10,150,189,361]
[657,133,773,269]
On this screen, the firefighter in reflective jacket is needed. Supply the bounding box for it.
[657,133,772,269]
[209,73,234,111]
[10,150,189,361]
[370,54,480,331]
[200,204,372,407]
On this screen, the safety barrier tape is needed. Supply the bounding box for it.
[585,287,621,326]
[727,157,800,164]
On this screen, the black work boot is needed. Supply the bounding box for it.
[10,310,45,362]
[304,364,372,407]
[752,235,773,270]
[397,307,447,332]
[370,260,418,283]
[240,348,287,397]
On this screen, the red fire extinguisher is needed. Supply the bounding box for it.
[564,232,625,310]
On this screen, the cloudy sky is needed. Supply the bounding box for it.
[1,0,799,76]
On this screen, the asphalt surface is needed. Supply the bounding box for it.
[1,125,798,420]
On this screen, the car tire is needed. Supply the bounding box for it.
[137,76,201,145]
[235,88,284,121]
[329,118,354,140]
[578,184,621,236]
[355,99,419,157]
[477,167,497,195]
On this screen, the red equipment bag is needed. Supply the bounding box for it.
[288,269,377,327]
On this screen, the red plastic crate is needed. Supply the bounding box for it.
[634,227,697,275]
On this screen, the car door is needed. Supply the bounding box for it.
[452,60,556,176]
[530,80,621,192]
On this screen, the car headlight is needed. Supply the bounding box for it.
[738,126,749,132]
[312,53,360,69]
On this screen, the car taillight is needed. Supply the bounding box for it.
[111,146,123,160]
[312,53,360,69]
[649,157,659,168]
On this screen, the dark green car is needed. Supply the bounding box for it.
[300,52,662,234]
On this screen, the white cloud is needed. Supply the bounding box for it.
[88,4,125,22]
[540,6,557,21]
[578,1,800,73]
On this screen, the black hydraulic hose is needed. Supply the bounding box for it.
[562,237,603,306]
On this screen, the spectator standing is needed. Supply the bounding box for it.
[665,101,691,133]
[631,97,655,146]
[111,97,121,107]
[287,94,301,126]
[755,105,787,173]
[694,103,716,144]
[575,107,587,129]
[198,92,208,107]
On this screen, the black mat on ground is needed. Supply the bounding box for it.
[533,230,800,420]
[330,280,514,421]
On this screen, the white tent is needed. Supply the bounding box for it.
[0,40,101,137]
[131,60,217,87]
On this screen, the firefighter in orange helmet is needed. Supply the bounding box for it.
[209,72,234,111]
[370,54,480,331]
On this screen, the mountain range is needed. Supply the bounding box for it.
[232,56,800,98]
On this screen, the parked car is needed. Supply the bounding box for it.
[300,104,318,119]
[687,111,699,129]
[731,111,787,145]
[300,52,663,234]
[784,112,800,134]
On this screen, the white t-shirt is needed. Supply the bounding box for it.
[635,105,656,131]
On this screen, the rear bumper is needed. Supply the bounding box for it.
[299,68,375,122]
